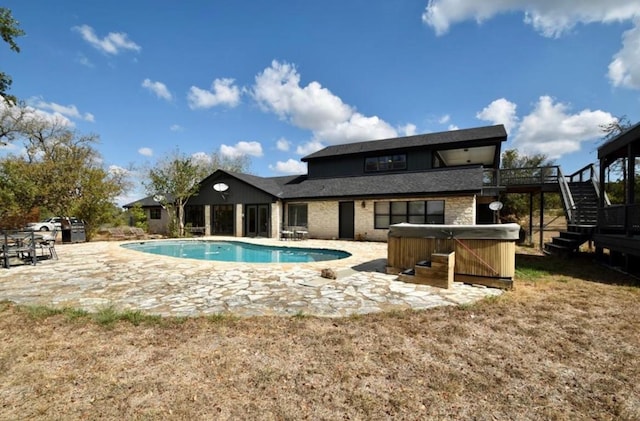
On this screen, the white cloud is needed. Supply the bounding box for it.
[252,60,403,145]
[269,159,307,174]
[138,147,153,157]
[30,99,94,123]
[399,123,417,136]
[73,24,141,55]
[220,141,263,158]
[608,19,640,89]
[2,99,75,128]
[476,98,519,134]
[276,137,290,151]
[438,114,450,124]
[142,79,172,101]
[187,78,240,109]
[296,140,325,156]
[506,96,615,159]
[448,124,460,131]
[170,124,183,132]
[422,0,640,37]
[191,151,211,166]
[253,61,352,131]
[108,165,131,177]
[315,113,397,144]
[423,1,640,91]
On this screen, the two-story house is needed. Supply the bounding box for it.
[127,124,508,240]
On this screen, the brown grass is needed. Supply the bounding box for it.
[1,252,639,420]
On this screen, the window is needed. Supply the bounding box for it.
[374,200,445,228]
[364,154,407,172]
[287,203,308,227]
[149,207,162,220]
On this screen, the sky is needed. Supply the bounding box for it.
[1,0,639,204]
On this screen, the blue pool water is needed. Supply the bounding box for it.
[121,240,351,263]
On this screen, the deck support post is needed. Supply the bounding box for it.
[539,192,544,250]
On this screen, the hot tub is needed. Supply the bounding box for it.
[387,223,520,289]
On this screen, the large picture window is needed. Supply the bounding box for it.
[365,154,407,172]
[287,203,308,227]
[374,200,444,228]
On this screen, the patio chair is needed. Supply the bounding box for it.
[280,227,294,240]
[37,229,58,260]
[294,226,308,240]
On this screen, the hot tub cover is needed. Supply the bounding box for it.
[388,223,521,240]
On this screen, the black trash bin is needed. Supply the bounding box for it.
[61,218,86,243]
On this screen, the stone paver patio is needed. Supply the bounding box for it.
[0,237,503,317]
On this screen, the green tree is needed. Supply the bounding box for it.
[128,203,148,230]
[145,150,250,237]
[0,109,130,236]
[0,7,25,104]
[145,152,205,237]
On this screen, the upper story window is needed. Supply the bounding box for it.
[364,154,407,173]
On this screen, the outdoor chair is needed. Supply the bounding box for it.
[37,229,58,260]
[295,227,308,240]
[280,227,294,240]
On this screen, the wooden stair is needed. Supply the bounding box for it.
[398,252,454,289]
[545,180,597,256]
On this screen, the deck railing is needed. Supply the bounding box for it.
[599,204,640,234]
[483,166,561,187]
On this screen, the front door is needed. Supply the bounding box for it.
[339,201,355,239]
[245,204,270,237]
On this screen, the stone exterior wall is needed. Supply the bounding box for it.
[204,205,211,236]
[305,195,477,242]
[307,201,340,239]
[270,202,281,239]
[234,204,243,237]
[445,196,476,225]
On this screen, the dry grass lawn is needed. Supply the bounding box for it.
[1,252,639,420]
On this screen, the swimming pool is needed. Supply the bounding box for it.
[121,240,351,263]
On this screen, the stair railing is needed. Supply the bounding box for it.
[557,167,575,224]
[568,163,610,206]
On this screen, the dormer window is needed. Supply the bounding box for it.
[365,154,407,172]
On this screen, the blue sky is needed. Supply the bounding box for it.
[2,1,639,203]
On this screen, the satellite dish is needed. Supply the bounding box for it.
[153,194,165,202]
[213,182,229,192]
[489,201,503,211]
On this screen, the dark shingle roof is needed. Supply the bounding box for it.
[218,170,300,198]
[279,166,484,199]
[126,167,482,207]
[302,125,507,161]
[123,193,175,208]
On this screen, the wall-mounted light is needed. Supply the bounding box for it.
[361,201,366,208]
